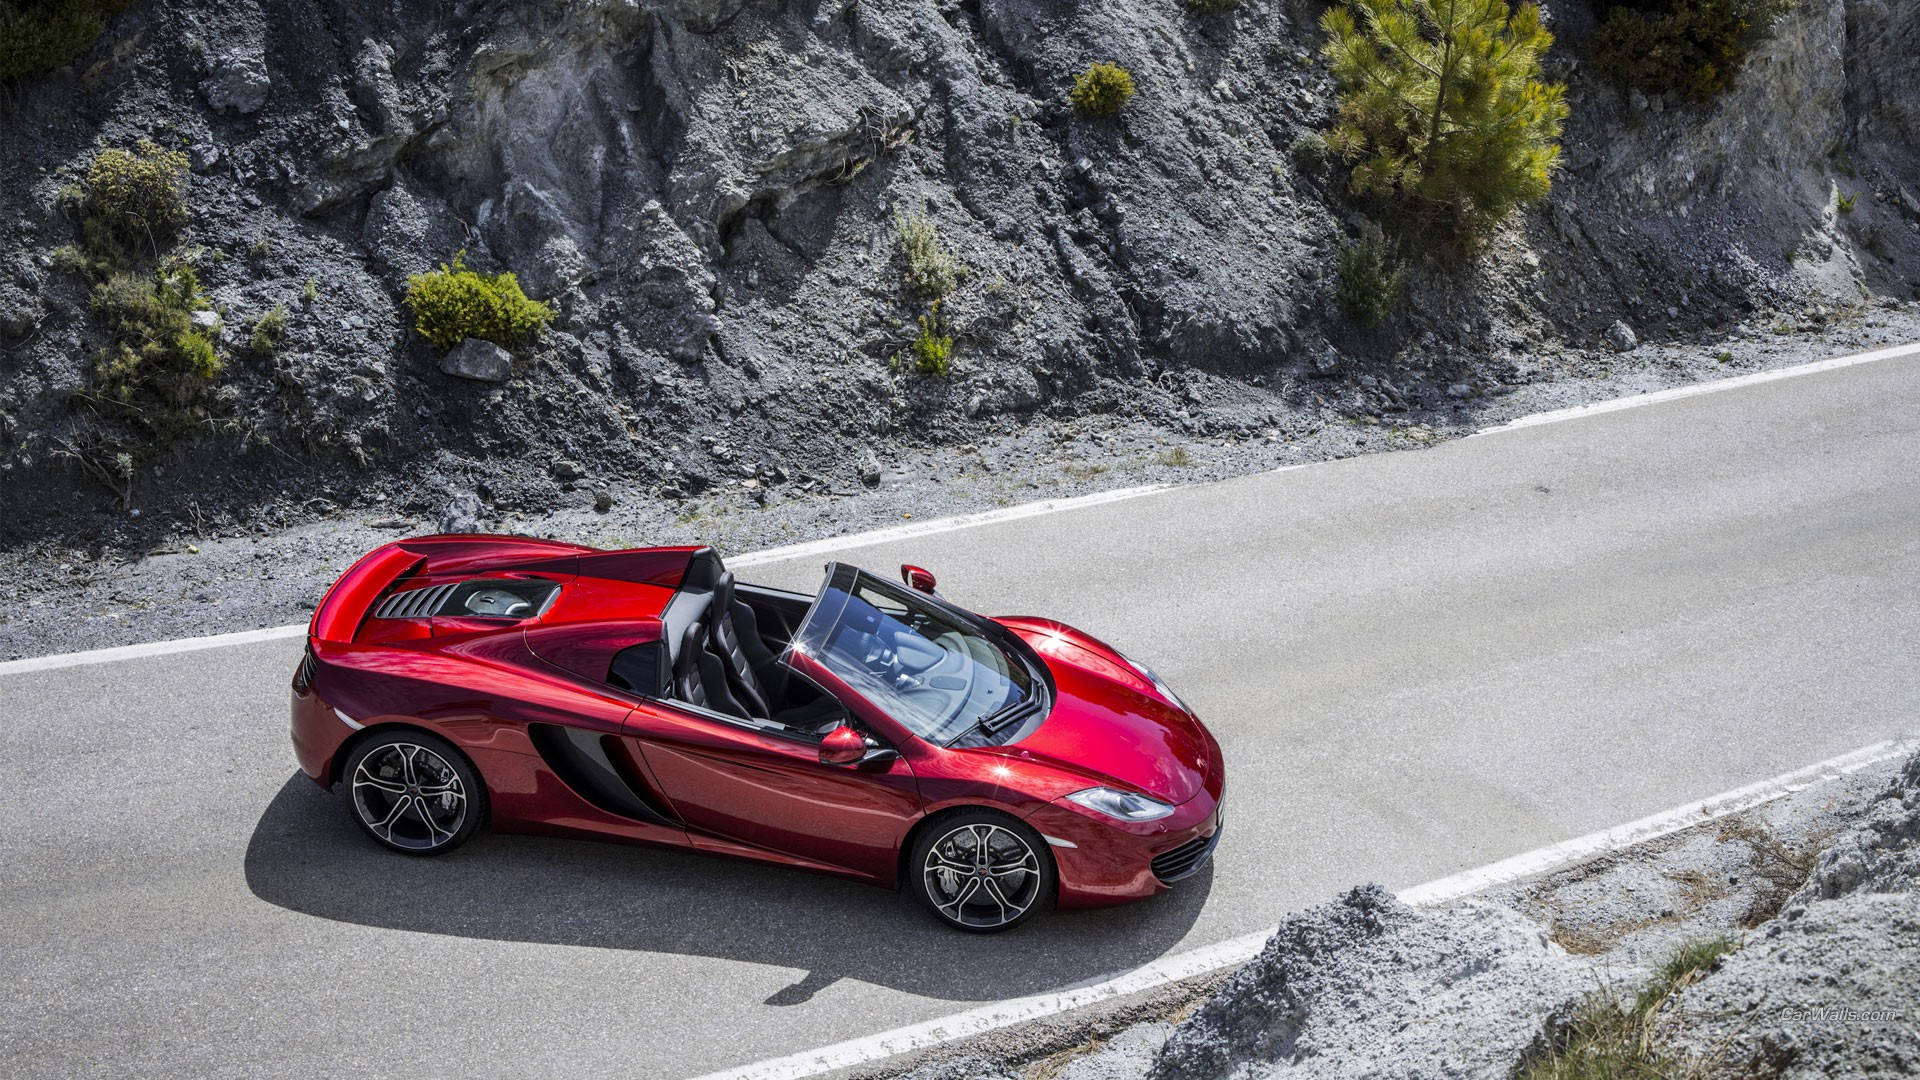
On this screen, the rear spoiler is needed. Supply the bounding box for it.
[309,545,423,642]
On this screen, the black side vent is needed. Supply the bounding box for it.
[526,724,679,827]
[376,582,459,620]
[1150,831,1218,884]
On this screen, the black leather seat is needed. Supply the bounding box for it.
[674,620,752,721]
[709,573,847,735]
[708,573,774,720]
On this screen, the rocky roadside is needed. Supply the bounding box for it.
[4,303,1916,662]
[869,748,1920,1080]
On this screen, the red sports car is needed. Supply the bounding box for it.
[291,535,1224,931]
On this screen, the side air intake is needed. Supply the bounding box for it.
[526,724,679,827]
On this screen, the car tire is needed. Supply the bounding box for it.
[342,729,487,856]
[909,810,1055,933]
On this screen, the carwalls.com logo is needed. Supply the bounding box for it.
[1780,1006,1908,1024]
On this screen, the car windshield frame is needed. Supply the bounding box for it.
[784,563,1050,746]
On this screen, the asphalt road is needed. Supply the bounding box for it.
[4,351,1918,1079]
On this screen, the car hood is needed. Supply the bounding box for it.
[982,618,1215,806]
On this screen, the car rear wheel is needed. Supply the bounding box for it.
[910,811,1054,932]
[343,730,485,855]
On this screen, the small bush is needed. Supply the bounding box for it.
[1070,62,1135,118]
[404,252,554,350]
[1520,936,1736,1080]
[903,301,953,375]
[1837,192,1856,213]
[894,209,965,299]
[1589,0,1797,102]
[248,304,287,355]
[0,0,133,81]
[74,139,190,259]
[1335,222,1406,328]
[1322,0,1567,241]
[88,259,223,432]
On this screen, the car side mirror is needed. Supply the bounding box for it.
[819,725,866,766]
[901,564,938,594]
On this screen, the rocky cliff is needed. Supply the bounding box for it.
[1,0,1916,548]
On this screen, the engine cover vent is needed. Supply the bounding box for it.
[374,582,459,620]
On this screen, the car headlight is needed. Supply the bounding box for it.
[1065,786,1175,822]
[1114,649,1192,715]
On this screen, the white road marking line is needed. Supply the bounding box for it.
[1472,340,1920,437]
[688,737,1915,1080]
[6,339,1914,677]
[0,622,307,676]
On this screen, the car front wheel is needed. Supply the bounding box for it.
[343,730,485,855]
[910,811,1054,932]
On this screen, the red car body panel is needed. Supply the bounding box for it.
[291,536,1224,910]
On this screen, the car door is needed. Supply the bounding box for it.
[622,697,921,882]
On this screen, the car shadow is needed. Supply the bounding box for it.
[244,774,1215,1002]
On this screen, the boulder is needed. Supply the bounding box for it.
[201,50,271,114]
[439,338,514,382]
[1605,320,1639,352]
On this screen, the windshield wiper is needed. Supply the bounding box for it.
[973,696,1038,738]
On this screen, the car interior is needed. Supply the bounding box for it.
[650,551,849,737]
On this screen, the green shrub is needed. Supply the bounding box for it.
[894,209,965,299]
[73,139,190,259]
[0,0,133,81]
[903,301,953,375]
[1070,62,1135,118]
[88,259,222,432]
[248,304,287,355]
[1321,0,1568,241]
[1588,0,1796,102]
[1837,192,1856,213]
[1335,222,1406,327]
[403,252,554,350]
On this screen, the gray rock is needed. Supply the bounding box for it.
[201,50,271,114]
[592,489,614,513]
[439,339,514,382]
[190,310,222,334]
[858,456,883,487]
[1629,87,1650,112]
[363,180,468,277]
[1793,750,1920,903]
[1148,885,1596,1080]
[1899,186,1920,220]
[1447,382,1473,399]
[551,459,585,482]
[1659,893,1920,1077]
[1606,320,1639,352]
[435,492,485,533]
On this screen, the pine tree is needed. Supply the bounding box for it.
[1320,0,1569,240]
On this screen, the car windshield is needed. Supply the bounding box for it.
[788,564,1038,745]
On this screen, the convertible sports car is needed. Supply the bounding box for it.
[291,534,1224,931]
